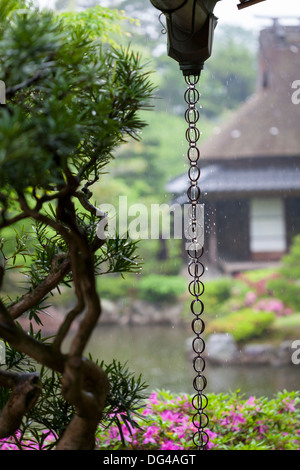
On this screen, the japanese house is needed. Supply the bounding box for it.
[167,20,300,274]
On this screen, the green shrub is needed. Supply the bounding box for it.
[143,257,183,276]
[240,267,279,283]
[267,278,300,312]
[138,275,186,303]
[201,277,255,318]
[206,308,275,341]
[280,234,300,280]
[201,277,233,315]
[97,274,139,300]
[96,272,188,305]
[205,277,232,302]
[137,239,183,276]
[271,313,300,338]
[266,235,300,312]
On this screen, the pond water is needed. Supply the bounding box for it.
[80,324,300,398]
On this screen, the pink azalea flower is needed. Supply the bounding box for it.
[172,427,186,439]
[161,410,181,422]
[161,440,182,450]
[282,398,296,412]
[206,429,218,440]
[143,425,158,445]
[244,291,257,306]
[148,392,159,405]
[246,396,256,405]
[256,420,268,435]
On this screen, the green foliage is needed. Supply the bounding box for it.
[97,274,139,300]
[279,234,300,280]
[0,3,154,192]
[144,257,183,276]
[198,261,299,343]
[267,278,300,312]
[125,110,213,185]
[200,277,249,317]
[58,4,131,45]
[99,359,148,446]
[138,274,186,303]
[100,271,189,304]
[267,235,300,312]
[239,267,278,284]
[98,234,142,275]
[199,25,257,117]
[0,0,154,293]
[206,308,275,342]
[0,0,26,26]
[138,239,183,276]
[202,277,232,313]
[271,313,300,339]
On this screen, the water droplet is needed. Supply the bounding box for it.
[231,129,241,139]
[269,126,279,136]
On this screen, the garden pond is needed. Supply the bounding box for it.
[76,324,300,398]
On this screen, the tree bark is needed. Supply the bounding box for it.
[56,357,109,450]
[0,370,41,438]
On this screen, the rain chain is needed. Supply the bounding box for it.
[184,74,209,450]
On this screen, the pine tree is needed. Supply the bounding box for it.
[0,1,154,449]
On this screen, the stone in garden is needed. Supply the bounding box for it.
[241,343,276,364]
[205,333,239,364]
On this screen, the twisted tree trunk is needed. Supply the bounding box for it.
[0,190,110,450]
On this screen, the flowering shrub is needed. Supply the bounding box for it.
[208,391,300,450]
[236,270,279,297]
[255,298,292,317]
[244,291,293,317]
[1,390,299,450]
[96,389,300,451]
[203,266,298,341]
[0,430,57,450]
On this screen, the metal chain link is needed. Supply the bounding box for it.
[184,74,209,450]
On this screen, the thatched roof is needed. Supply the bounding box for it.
[199,22,300,161]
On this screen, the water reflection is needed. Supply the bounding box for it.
[82,324,300,398]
